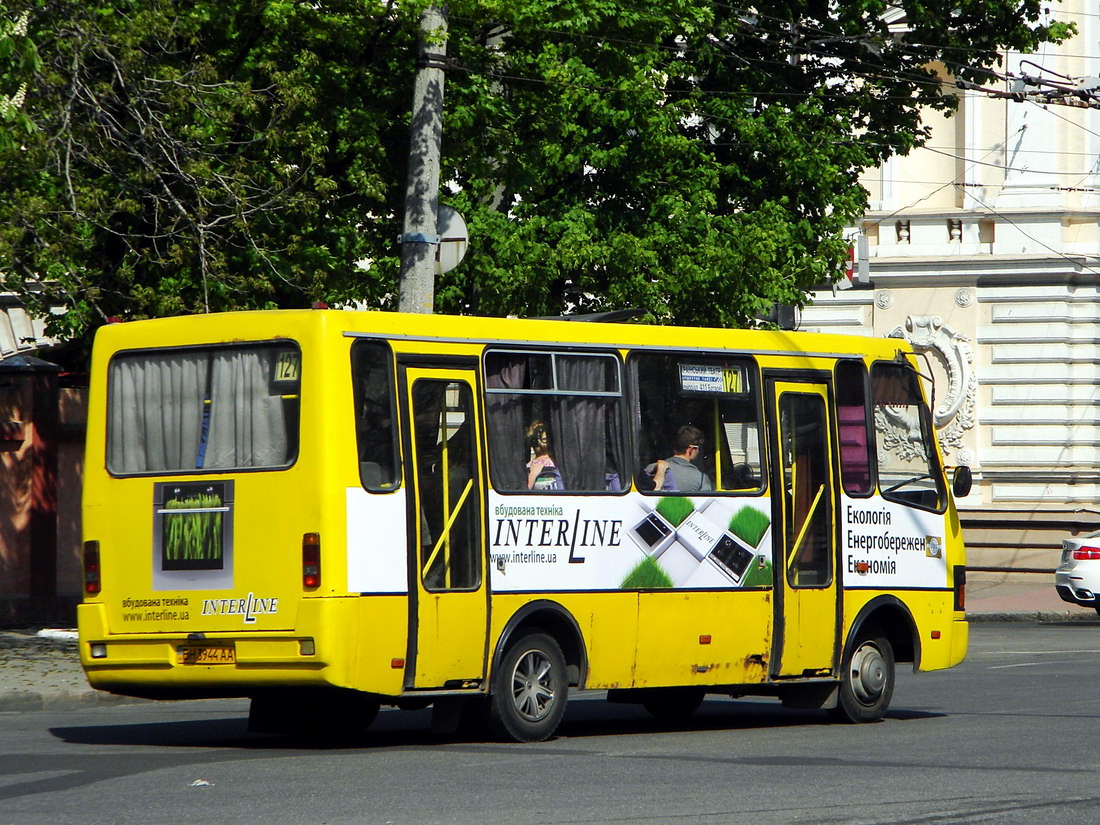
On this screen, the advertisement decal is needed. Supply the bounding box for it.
[488,492,773,592]
[841,495,948,588]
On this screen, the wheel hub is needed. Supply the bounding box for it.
[511,650,555,722]
[850,642,886,705]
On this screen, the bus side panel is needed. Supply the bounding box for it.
[489,593,639,690]
[345,486,410,696]
[349,595,408,695]
[633,591,772,688]
[840,586,964,672]
[838,485,968,672]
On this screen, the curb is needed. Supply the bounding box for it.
[0,629,149,714]
[0,690,147,713]
[966,610,1098,623]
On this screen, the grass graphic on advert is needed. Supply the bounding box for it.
[655,496,694,527]
[728,505,769,547]
[621,556,675,589]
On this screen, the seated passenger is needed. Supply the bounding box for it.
[651,425,713,492]
[526,421,563,491]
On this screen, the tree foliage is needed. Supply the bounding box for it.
[0,0,1072,359]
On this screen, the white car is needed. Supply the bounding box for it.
[1055,532,1100,615]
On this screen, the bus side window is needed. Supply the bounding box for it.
[629,353,764,494]
[871,361,945,511]
[485,350,626,494]
[351,340,401,492]
[835,360,873,496]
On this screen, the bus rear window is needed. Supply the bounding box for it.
[106,342,301,474]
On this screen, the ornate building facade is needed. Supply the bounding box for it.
[801,1,1100,571]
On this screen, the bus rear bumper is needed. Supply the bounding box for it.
[78,603,341,699]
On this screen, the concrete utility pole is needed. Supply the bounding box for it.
[398,5,448,314]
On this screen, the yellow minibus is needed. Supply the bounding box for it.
[78,309,970,741]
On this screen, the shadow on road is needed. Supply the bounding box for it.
[48,695,944,752]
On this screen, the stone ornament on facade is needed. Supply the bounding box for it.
[875,290,894,310]
[947,219,963,242]
[886,315,977,458]
[874,404,928,464]
[954,288,973,308]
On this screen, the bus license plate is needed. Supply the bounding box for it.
[178,645,235,665]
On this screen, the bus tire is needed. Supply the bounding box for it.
[830,631,894,723]
[488,632,568,742]
[641,687,705,722]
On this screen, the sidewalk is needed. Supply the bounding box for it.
[0,628,136,712]
[0,574,1093,713]
[965,570,1093,622]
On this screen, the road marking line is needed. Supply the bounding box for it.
[989,659,1082,669]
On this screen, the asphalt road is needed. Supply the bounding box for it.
[1,622,1098,825]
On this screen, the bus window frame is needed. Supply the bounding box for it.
[627,349,767,497]
[870,358,948,515]
[104,339,302,478]
[350,338,403,493]
[483,347,629,496]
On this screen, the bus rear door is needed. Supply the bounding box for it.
[768,378,838,679]
[401,364,488,689]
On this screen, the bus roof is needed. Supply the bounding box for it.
[91,308,907,361]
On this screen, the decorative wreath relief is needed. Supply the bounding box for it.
[886,315,977,457]
[873,404,926,464]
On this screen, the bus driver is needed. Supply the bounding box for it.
[652,424,713,492]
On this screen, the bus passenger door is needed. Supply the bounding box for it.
[402,366,488,689]
[767,380,838,679]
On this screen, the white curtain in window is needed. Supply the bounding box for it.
[108,354,207,472]
[205,350,288,468]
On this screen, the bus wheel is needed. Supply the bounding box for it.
[830,632,894,724]
[641,687,705,722]
[488,633,568,742]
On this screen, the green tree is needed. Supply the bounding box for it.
[0,7,37,145]
[0,0,1072,360]
[1,0,420,351]
[433,0,1070,325]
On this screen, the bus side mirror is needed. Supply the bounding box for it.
[952,465,973,499]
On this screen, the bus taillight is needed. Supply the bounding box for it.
[303,533,321,589]
[84,541,102,595]
[953,565,966,612]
